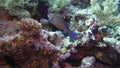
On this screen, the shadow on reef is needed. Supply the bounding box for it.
[4,55,16,68]
[32,0,49,21]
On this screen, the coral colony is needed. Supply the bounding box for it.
[0,0,120,68]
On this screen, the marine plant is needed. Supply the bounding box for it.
[90,0,120,25]
[0,0,38,18]
[48,0,71,12]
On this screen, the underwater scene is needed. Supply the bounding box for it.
[0,0,120,68]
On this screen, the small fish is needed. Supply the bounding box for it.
[48,13,77,40]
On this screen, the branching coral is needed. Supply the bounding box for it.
[90,0,120,25]
[0,0,38,18]
[48,0,72,12]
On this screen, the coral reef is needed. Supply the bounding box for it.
[48,0,72,12]
[0,20,18,37]
[0,0,120,68]
[18,18,42,37]
[0,0,38,18]
[0,17,119,68]
[72,0,90,8]
[0,18,56,68]
[0,18,77,68]
[90,0,120,25]
[80,56,95,68]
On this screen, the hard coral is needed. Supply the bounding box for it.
[0,0,38,18]
[90,0,120,25]
[0,18,57,68]
[80,56,95,68]
[48,0,71,12]
[18,18,42,37]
